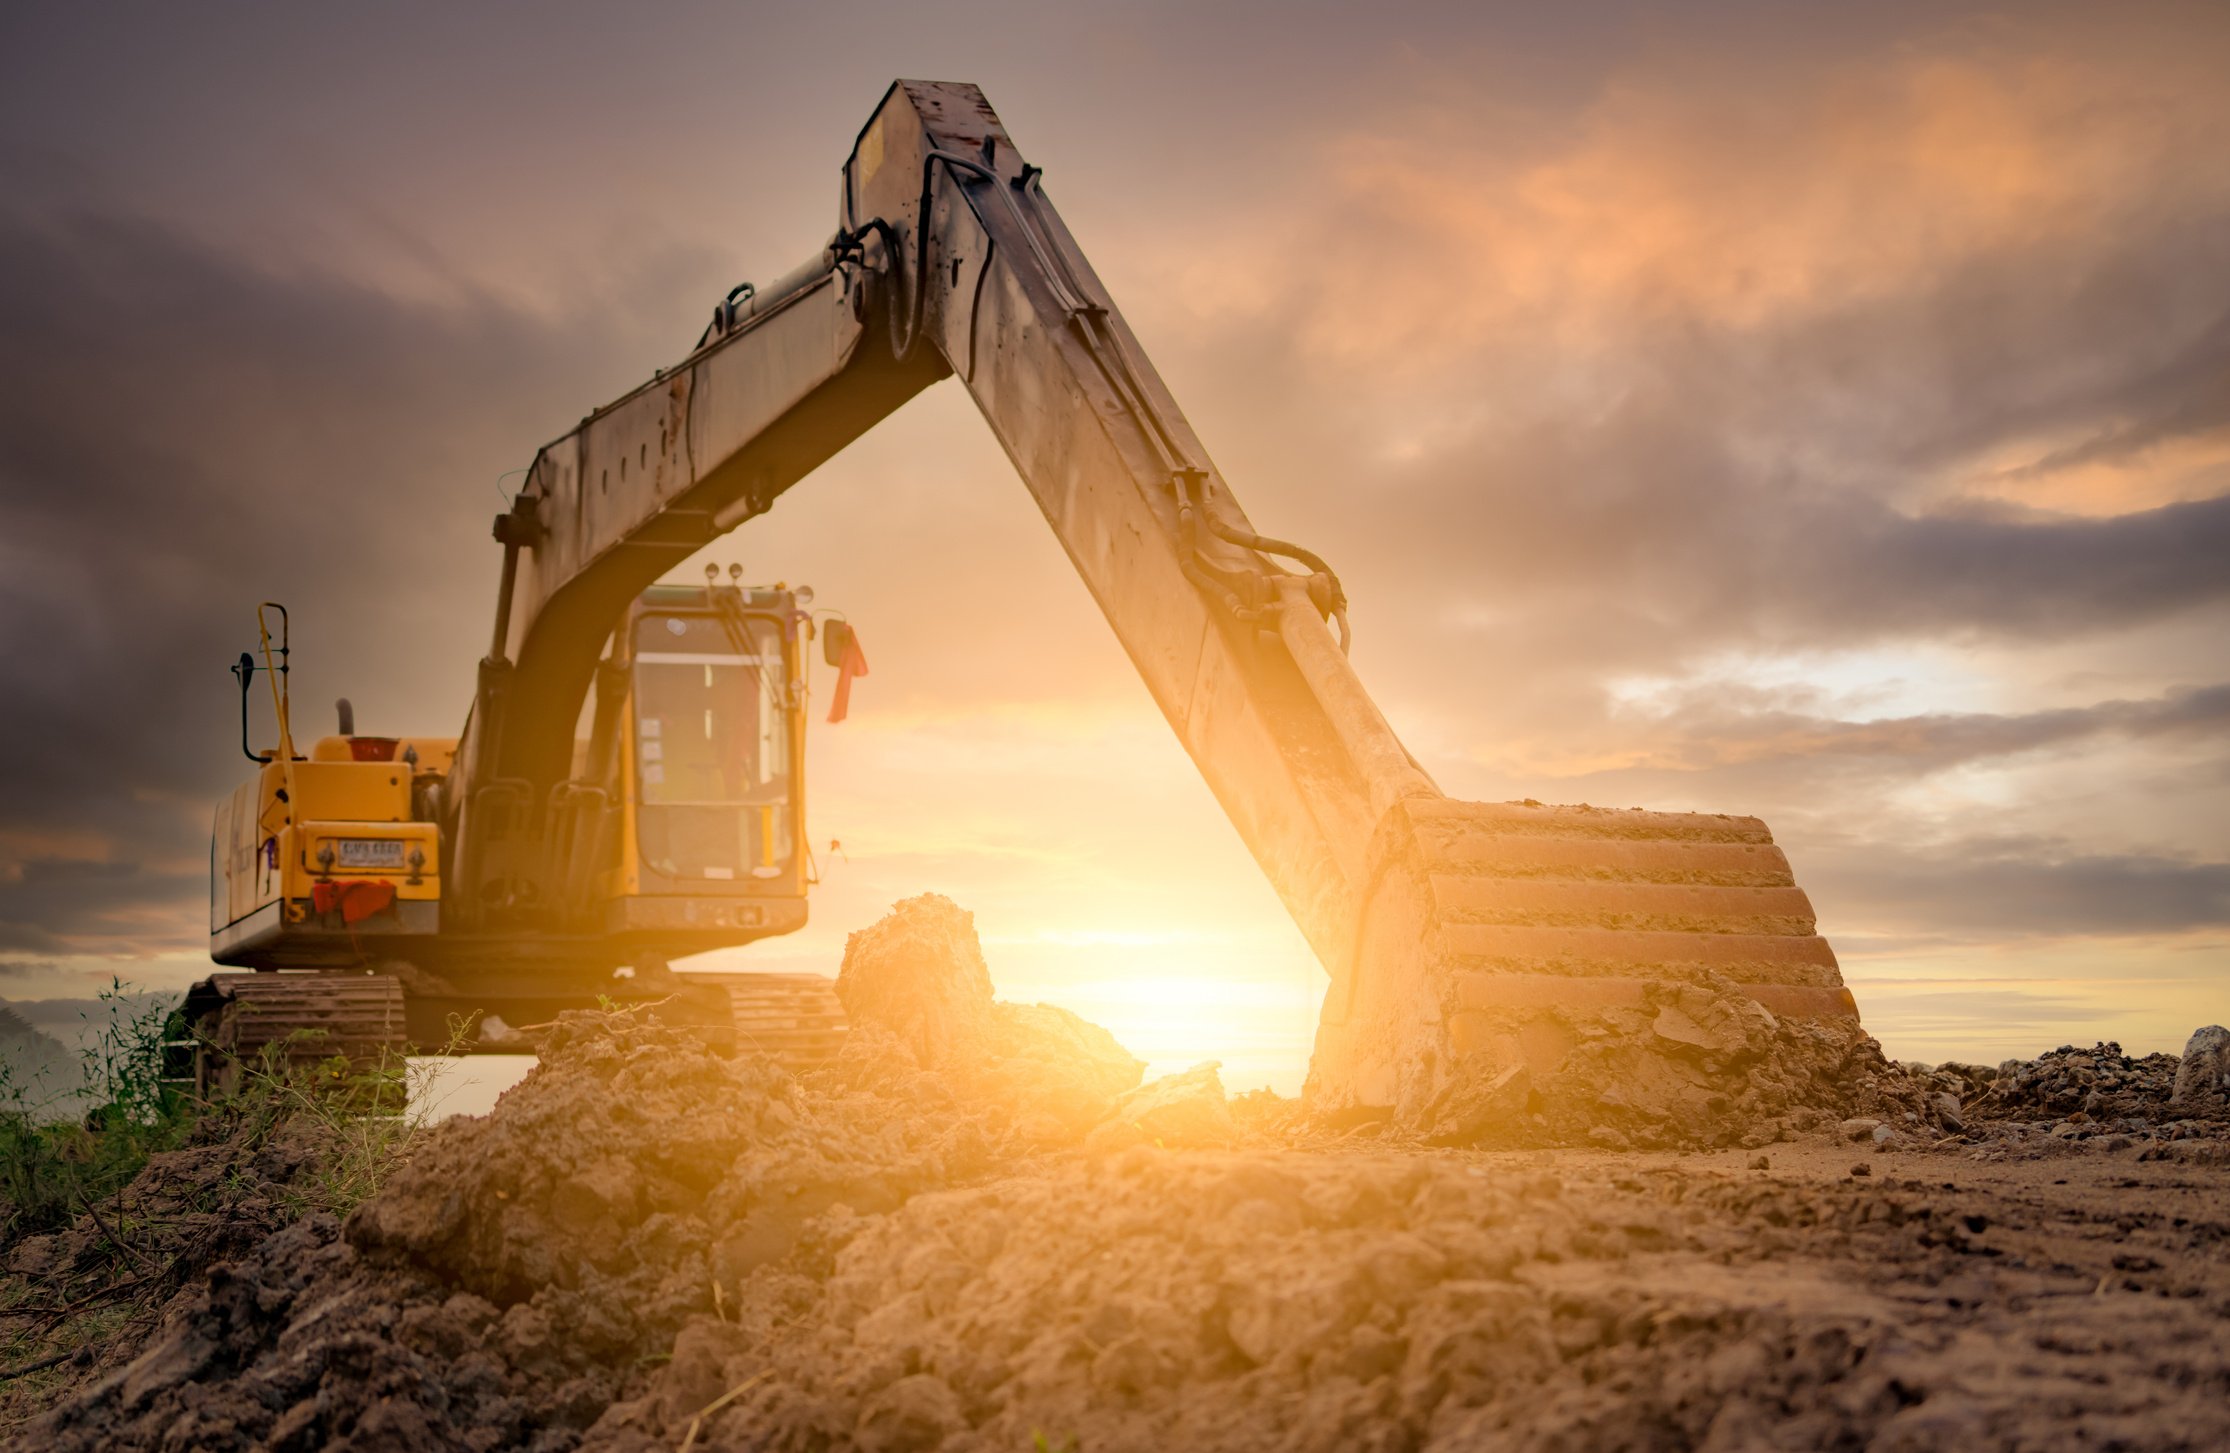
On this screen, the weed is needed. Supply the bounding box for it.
[221,1027,463,1219]
[0,982,195,1242]
[0,983,472,1429]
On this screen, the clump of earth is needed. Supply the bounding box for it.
[1412,971,1955,1153]
[11,896,2228,1451]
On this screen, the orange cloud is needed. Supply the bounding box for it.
[1134,24,2230,534]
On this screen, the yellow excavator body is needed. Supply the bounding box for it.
[197,584,842,1064]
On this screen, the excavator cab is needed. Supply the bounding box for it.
[601,581,814,946]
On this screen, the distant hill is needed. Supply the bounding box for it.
[1,991,184,1120]
[0,1003,87,1113]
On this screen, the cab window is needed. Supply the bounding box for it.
[631,612,794,880]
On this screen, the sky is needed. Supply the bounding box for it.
[0,1,2224,1092]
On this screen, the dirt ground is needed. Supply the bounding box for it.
[9,897,2227,1451]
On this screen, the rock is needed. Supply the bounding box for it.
[1850,1163,1871,1177]
[975,1000,1145,1131]
[1656,987,1779,1061]
[1652,1006,1718,1052]
[1747,1155,1771,1171]
[1587,1125,1633,1151]
[1424,1064,1532,1145]
[1093,1062,1237,1148]
[2172,1026,2229,1109]
[1930,1092,1965,1132]
[836,894,998,1070]
[1839,1117,1882,1143]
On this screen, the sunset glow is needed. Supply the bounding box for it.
[0,1,2222,1088]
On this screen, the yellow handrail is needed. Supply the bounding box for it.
[256,603,300,826]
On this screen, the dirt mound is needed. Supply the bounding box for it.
[1882,1028,2230,1162]
[829,894,1145,1140]
[13,903,2228,1451]
[592,1142,2230,1452]
[1416,972,1946,1151]
[1953,1040,2182,1122]
[350,1013,996,1307]
[0,1090,419,1434]
[21,1007,979,1451]
[18,899,1155,1449]
[20,1011,2230,1452]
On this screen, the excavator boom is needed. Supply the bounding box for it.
[445,80,1858,1120]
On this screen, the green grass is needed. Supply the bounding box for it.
[0,982,196,1240]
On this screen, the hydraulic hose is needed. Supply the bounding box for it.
[863,148,1354,653]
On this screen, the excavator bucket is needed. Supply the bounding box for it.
[1305,796,1858,1128]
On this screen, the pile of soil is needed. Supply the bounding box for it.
[1962,1038,2221,1127]
[10,899,2227,1451]
[0,1105,375,1426]
[1888,1033,2230,1164]
[1418,972,1953,1152]
[623,1144,2230,1452]
[831,895,1146,1141]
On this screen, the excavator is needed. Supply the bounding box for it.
[190,81,1858,1122]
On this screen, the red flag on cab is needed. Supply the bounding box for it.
[827,628,869,723]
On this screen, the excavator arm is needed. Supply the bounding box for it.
[452,80,1858,1120]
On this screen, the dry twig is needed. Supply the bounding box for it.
[677,1370,770,1452]
[72,1194,159,1276]
[0,1348,74,1381]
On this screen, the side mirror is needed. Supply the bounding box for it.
[821,619,855,669]
[232,652,262,763]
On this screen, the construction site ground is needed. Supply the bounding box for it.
[6,897,2226,1451]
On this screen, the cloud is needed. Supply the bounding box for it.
[0,201,724,956]
[1549,681,2230,776]
[1143,20,2230,689]
[0,857,205,957]
[1810,844,2230,940]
